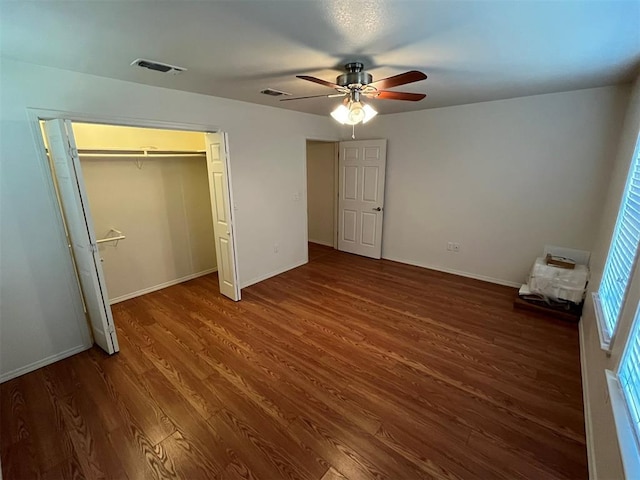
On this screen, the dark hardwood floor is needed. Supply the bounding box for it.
[1,243,587,479]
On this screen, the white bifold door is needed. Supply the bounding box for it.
[205,132,241,301]
[43,119,119,354]
[338,139,387,259]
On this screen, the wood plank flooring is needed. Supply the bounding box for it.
[1,243,587,479]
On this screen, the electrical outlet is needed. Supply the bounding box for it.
[274,243,279,253]
[447,242,461,252]
[293,192,300,201]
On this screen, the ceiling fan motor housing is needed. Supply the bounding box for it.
[337,62,372,87]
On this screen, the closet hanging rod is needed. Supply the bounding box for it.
[96,235,126,244]
[76,149,206,158]
[96,228,126,246]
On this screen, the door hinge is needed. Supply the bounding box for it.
[89,243,98,253]
[108,323,116,334]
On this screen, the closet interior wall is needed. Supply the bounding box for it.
[72,123,217,303]
[306,140,337,248]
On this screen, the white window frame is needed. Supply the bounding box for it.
[594,136,640,351]
[607,303,640,479]
[594,291,614,351]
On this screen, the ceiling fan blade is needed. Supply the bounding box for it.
[369,70,427,90]
[373,90,426,101]
[296,75,340,89]
[280,93,345,102]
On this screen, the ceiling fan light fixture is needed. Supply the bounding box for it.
[331,101,377,125]
[330,104,350,124]
[362,104,378,124]
[347,101,365,124]
[289,64,426,124]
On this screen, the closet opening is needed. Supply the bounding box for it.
[305,140,338,262]
[38,119,240,356]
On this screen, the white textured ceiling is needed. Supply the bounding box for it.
[1,1,639,116]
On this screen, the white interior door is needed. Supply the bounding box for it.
[338,139,387,259]
[205,132,241,301]
[43,119,119,354]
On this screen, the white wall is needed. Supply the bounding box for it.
[579,75,640,479]
[354,86,629,286]
[80,155,216,302]
[306,141,335,247]
[0,58,337,381]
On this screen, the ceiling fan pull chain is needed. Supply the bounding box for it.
[352,124,356,139]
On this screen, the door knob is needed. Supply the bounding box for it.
[373,207,382,211]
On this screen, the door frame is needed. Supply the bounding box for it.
[304,138,340,253]
[26,108,241,342]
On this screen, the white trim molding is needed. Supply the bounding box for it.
[579,320,598,479]
[241,259,308,289]
[382,255,522,288]
[592,292,613,352]
[26,107,221,135]
[606,370,640,479]
[0,344,91,383]
[109,268,217,304]
[308,238,334,248]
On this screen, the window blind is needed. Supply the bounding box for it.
[599,146,640,337]
[619,304,640,448]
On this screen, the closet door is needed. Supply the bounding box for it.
[205,132,241,301]
[43,119,120,354]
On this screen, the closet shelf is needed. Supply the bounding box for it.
[77,149,206,158]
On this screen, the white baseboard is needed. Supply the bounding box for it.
[109,268,217,304]
[579,320,597,479]
[308,238,334,247]
[241,260,308,289]
[0,343,91,383]
[382,255,522,288]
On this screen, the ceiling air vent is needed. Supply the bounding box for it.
[260,88,291,97]
[131,58,186,75]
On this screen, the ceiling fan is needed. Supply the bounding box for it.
[282,62,427,125]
